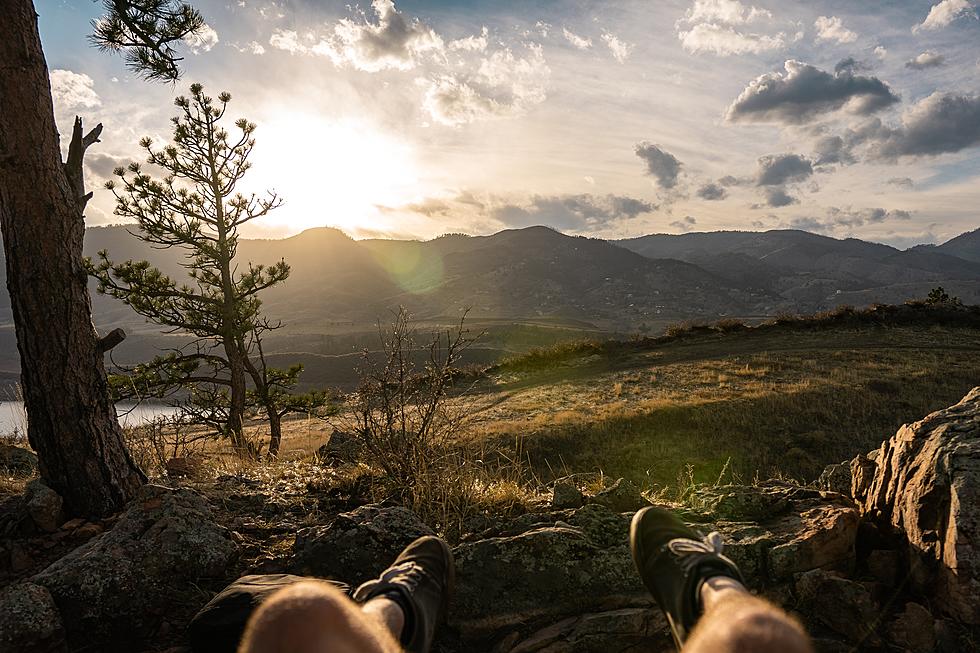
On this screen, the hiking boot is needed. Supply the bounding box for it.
[353,536,455,653]
[630,506,744,649]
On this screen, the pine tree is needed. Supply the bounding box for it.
[0,0,205,516]
[90,84,287,455]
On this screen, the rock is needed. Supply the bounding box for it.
[315,430,362,464]
[450,504,651,642]
[588,478,647,512]
[795,570,880,645]
[0,444,37,474]
[291,504,433,586]
[32,484,238,649]
[866,549,900,586]
[854,386,980,623]
[818,462,852,496]
[165,455,205,479]
[849,452,878,504]
[551,480,583,510]
[188,574,348,653]
[767,503,859,581]
[506,608,671,653]
[24,480,64,533]
[886,602,935,653]
[0,582,66,653]
[689,482,807,521]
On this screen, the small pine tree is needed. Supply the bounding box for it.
[90,84,291,455]
[926,286,962,306]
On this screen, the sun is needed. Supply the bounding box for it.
[246,112,422,237]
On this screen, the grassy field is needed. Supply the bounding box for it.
[115,305,980,501]
[460,318,980,492]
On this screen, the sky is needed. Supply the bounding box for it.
[38,0,980,247]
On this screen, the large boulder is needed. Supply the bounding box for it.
[0,582,66,653]
[291,504,434,586]
[854,387,980,624]
[449,504,652,644]
[795,570,880,645]
[32,484,238,649]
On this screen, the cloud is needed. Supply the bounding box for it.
[85,152,129,178]
[184,22,219,53]
[269,0,444,71]
[788,207,913,232]
[696,182,728,200]
[676,0,787,56]
[685,0,771,24]
[449,28,488,52]
[763,187,798,207]
[834,57,867,75]
[670,215,699,231]
[858,92,980,160]
[914,0,977,32]
[886,176,914,189]
[726,60,899,124]
[874,45,887,59]
[419,43,550,126]
[755,153,813,186]
[49,69,101,111]
[491,193,656,230]
[562,28,592,50]
[601,31,634,63]
[634,143,682,189]
[905,51,946,69]
[232,40,266,54]
[812,135,855,165]
[815,16,858,44]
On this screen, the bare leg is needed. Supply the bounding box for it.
[682,576,814,653]
[238,580,405,653]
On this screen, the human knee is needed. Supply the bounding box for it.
[707,604,813,653]
[239,581,362,653]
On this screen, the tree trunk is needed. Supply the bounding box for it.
[222,337,249,453]
[0,0,145,516]
[267,410,282,458]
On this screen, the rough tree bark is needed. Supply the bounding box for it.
[0,0,145,516]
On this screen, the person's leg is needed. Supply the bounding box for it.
[238,580,404,653]
[239,536,454,653]
[630,506,814,653]
[683,576,813,653]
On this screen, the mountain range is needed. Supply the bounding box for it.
[2,224,978,332]
[0,224,978,387]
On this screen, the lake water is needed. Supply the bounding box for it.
[0,401,181,436]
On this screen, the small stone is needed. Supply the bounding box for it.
[25,480,64,533]
[588,478,648,512]
[60,518,85,531]
[796,570,880,645]
[551,479,583,509]
[818,462,852,497]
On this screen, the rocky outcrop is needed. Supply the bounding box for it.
[291,504,434,586]
[31,484,238,649]
[852,387,980,624]
[0,582,66,653]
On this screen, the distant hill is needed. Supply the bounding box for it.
[912,228,980,264]
[617,229,980,310]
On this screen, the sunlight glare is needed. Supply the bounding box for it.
[248,113,421,237]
